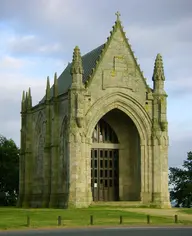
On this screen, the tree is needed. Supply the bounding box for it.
[169,152,192,208]
[0,135,19,206]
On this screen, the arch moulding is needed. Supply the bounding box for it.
[85,92,152,144]
[85,92,153,202]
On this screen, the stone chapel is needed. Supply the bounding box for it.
[17,12,171,208]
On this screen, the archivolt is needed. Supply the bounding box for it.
[86,92,152,144]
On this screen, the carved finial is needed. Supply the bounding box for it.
[28,87,31,97]
[115,11,121,21]
[46,76,50,100]
[47,76,50,90]
[54,72,57,83]
[71,46,84,75]
[152,53,165,81]
[21,91,25,112]
[53,72,58,97]
[27,87,32,109]
[22,90,25,102]
[25,91,28,108]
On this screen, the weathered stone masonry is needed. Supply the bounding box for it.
[17,12,171,208]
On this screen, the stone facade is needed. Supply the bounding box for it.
[17,13,171,208]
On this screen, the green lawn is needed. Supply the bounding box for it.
[0,207,191,230]
[180,208,192,214]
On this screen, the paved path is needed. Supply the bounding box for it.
[114,208,192,221]
[0,227,192,236]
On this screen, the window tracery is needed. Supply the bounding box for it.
[92,119,118,143]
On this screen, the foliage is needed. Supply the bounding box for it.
[169,152,192,208]
[0,135,19,206]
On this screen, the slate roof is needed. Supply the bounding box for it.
[39,44,105,104]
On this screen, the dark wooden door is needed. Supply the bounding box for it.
[91,148,119,201]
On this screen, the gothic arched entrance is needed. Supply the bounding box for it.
[91,118,119,201]
[90,108,141,202]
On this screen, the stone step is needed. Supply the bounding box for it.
[91,201,143,207]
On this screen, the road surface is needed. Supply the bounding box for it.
[0,227,192,236]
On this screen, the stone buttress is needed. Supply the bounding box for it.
[151,54,170,207]
[67,46,92,207]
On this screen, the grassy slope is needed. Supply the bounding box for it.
[0,207,191,230]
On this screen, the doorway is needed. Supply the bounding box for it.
[91,119,119,201]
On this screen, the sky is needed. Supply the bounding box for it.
[0,0,191,168]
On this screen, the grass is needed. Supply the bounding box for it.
[179,208,192,214]
[0,206,191,230]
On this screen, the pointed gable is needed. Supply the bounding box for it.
[39,12,150,104]
[86,11,148,91]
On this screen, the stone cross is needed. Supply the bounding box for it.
[115,11,121,21]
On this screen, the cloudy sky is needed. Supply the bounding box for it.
[0,0,191,168]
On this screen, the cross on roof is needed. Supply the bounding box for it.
[115,11,121,21]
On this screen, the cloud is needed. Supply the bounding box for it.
[169,133,192,167]
[126,17,192,55]
[0,73,45,145]
[125,19,192,97]
[7,34,65,58]
[167,76,192,97]
[0,0,191,168]
[0,55,67,147]
[0,55,25,69]
[167,107,192,168]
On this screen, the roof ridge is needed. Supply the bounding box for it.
[82,44,104,58]
[65,44,105,66]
